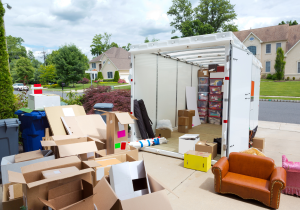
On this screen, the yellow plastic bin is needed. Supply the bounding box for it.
[184,150,211,172]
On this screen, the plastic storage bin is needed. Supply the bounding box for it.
[0,118,21,163]
[209,117,222,125]
[15,110,49,152]
[198,92,209,100]
[209,94,222,102]
[198,77,209,84]
[198,107,207,116]
[199,115,207,124]
[94,103,114,123]
[209,109,222,117]
[209,86,222,94]
[198,84,209,92]
[198,100,208,108]
[210,78,223,86]
[209,101,222,109]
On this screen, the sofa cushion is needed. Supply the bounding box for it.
[222,172,270,206]
[228,152,274,180]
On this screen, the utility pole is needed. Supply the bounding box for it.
[39,48,47,65]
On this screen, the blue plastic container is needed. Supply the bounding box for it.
[15,110,49,152]
[93,103,114,123]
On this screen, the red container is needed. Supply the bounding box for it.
[210,78,223,86]
[209,101,222,109]
[198,100,208,108]
[199,115,207,124]
[209,94,222,102]
[198,92,209,100]
[209,109,222,117]
[217,66,224,72]
[198,107,207,116]
[209,86,222,94]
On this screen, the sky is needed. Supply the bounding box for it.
[2,0,300,62]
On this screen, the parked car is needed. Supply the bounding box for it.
[12,83,29,91]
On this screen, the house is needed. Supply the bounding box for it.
[234,24,300,79]
[89,47,131,82]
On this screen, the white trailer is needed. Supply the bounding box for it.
[129,32,262,160]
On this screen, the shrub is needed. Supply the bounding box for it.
[272,74,277,80]
[14,90,28,111]
[274,47,286,80]
[118,79,127,84]
[51,84,59,88]
[82,85,111,104]
[113,71,120,82]
[78,78,89,84]
[61,91,83,105]
[261,74,267,79]
[103,79,114,82]
[43,85,50,88]
[293,77,295,80]
[266,74,273,79]
[98,72,103,79]
[286,77,290,80]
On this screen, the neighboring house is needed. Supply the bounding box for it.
[234,24,300,79]
[89,47,131,82]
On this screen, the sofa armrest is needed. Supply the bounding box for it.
[269,167,286,209]
[212,157,229,193]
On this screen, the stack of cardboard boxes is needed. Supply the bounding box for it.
[1,105,174,210]
[178,110,195,133]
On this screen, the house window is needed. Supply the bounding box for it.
[266,44,271,53]
[298,62,300,73]
[266,61,271,72]
[276,43,281,52]
[249,37,254,41]
[107,72,113,79]
[247,46,256,55]
[108,61,111,64]
[92,63,96,68]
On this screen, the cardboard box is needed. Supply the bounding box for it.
[61,114,107,140]
[28,94,60,110]
[39,179,95,210]
[96,144,139,161]
[1,150,54,185]
[2,183,23,210]
[252,137,265,152]
[184,150,211,172]
[198,69,210,77]
[41,135,104,159]
[45,105,86,136]
[195,141,218,159]
[155,128,171,138]
[42,166,80,179]
[102,111,137,155]
[186,110,195,129]
[8,156,93,210]
[178,110,189,117]
[178,125,189,133]
[8,183,23,200]
[178,117,189,126]
[14,150,44,163]
[178,134,200,154]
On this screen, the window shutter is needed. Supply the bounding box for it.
[266,61,270,72]
[298,62,300,73]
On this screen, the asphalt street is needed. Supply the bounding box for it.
[13,90,83,99]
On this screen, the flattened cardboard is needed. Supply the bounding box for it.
[58,141,98,157]
[42,166,79,179]
[14,150,43,163]
[2,183,23,210]
[155,128,171,138]
[195,141,217,159]
[45,105,86,136]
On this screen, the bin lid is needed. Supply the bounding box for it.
[0,118,21,127]
[94,103,114,109]
[15,110,46,118]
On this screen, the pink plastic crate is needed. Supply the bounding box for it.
[209,86,222,94]
[209,109,222,117]
[208,116,222,125]
[198,92,209,100]
[198,100,208,108]
[209,94,222,102]
[198,107,207,116]
[209,101,222,109]
[199,115,207,124]
[198,84,209,92]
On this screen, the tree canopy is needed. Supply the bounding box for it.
[181,19,214,37]
[144,37,160,43]
[39,65,56,84]
[6,35,27,62]
[278,20,298,26]
[122,43,131,51]
[15,57,35,84]
[90,32,112,56]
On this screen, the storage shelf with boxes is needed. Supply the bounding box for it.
[129,31,262,164]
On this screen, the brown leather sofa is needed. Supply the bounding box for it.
[212,152,286,209]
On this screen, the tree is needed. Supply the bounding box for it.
[144,37,160,43]
[15,57,34,84]
[167,0,194,33]
[39,64,57,84]
[0,3,15,119]
[278,20,298,26]
[274,47,286,80]
[28,50,42,68]
[45,50,59,66]
[98,71,103,79]
[54,44,89,87]
[113,70,120,82]
[181,19,215,37]
[122,43,131,51]
[110,42,119,48]
[90,32,112,56]
[171,36,180,39]
[222,23,238,32]
[6,35,27,62]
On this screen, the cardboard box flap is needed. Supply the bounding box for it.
[51,135,81,141]
[21,156,81,174]
[27,168,94,189]
[51,136,88,146]
[88,137,105,144]
[8,171,26,184]
[38,197,56,209]
[129,113,138,120]
[196,141,207,145]
[47,179,82,200]
[83,160,102,168]
[115,113,135,124]
[58,141,98,157]
[147,173,178,198]
[121,190,173,210]
[94,177,118,210]
[14,150,43,163]
[186,150,211,157]
[41,141,57,147]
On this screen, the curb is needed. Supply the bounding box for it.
[260,99,300,102]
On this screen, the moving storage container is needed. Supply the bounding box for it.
[198,77,209,84]
[209,101,222,109]
[199,115,207,124]
[209,117,222,125]
[209,86,222,94]
[198,84,209,92]
[209,109,222,118]
[198,92,209,100]
[198,107,207,116]
[129,31,262,162]
[198,100,208,108]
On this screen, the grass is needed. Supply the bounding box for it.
[260,97,300,101]
[260,79,300,97]
[45,82,131,91]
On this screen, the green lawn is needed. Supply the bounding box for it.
[45,82,131,91]
[260,80,300,97]
[260,97,300,101]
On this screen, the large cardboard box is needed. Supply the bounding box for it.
[184,150,211,172]
[41,135,103,159]
[14,150,44,163]
[39,179,95,210]
[42,166,79,179]
[1,150,54,185]
[178,134,200,154]
[45,105,86,136]
[186,110,195,129]
[2,183,23,210]
[198,69,210,77]
[178,117,189,126]
[8,156,93,210]
[252,137,265,152]
[178,125,189,133]
[155,128,171,138]
[96,145,139,161]
[8,183,23,200]
[102,112,137,155]
[195,141,218,159]
[178,110,189,117]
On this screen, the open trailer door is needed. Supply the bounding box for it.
[227,46,252,154]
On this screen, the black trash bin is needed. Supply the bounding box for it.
[0,118,21,163]
[94,103,114,123]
